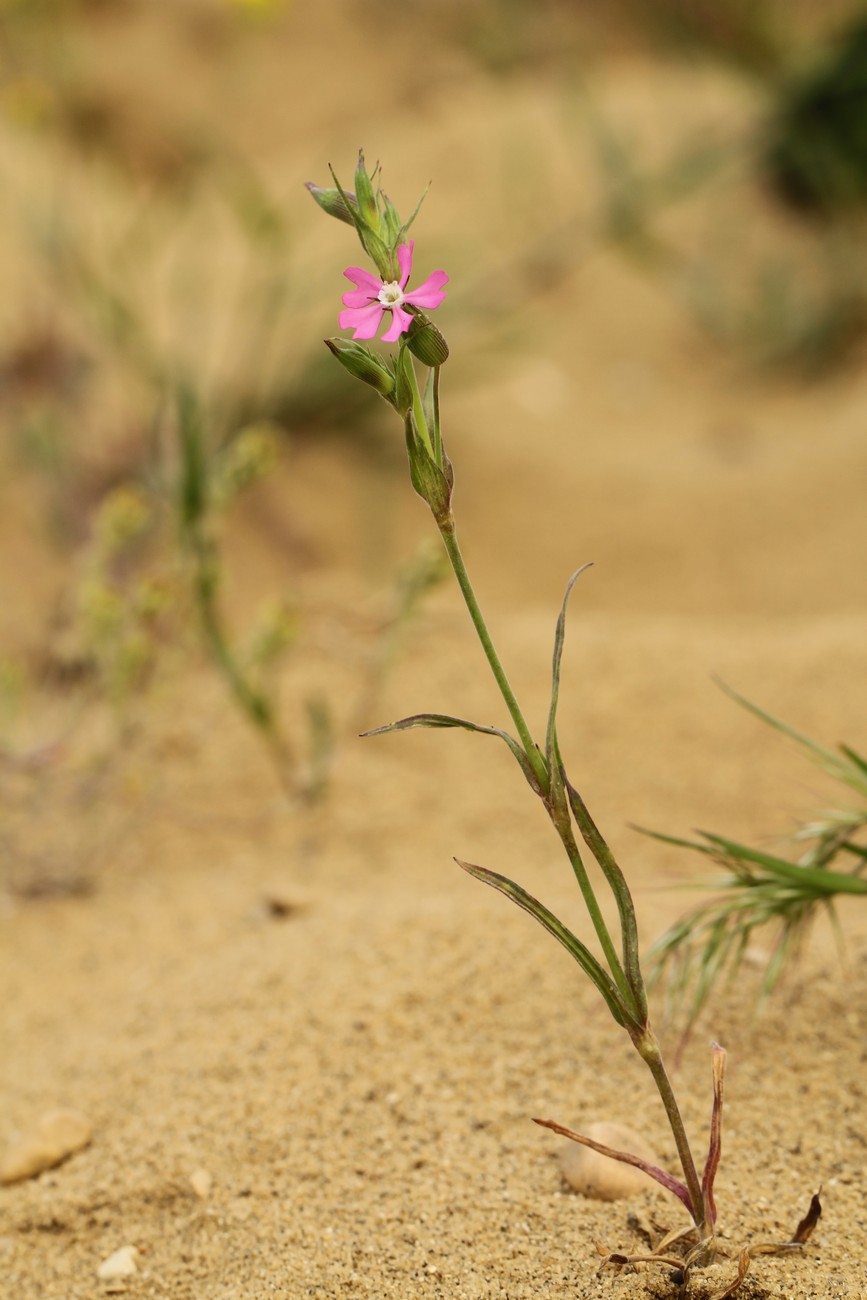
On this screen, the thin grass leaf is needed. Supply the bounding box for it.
[396,182,430,244]
[636,825,721,860]
[646,853,835,1031]
[545,566,592,778]
[544,568,643,1018]
[839,743,867,778]
[716,679,867,798]
[699,832,867,896]
[362,713,542,792]
[532,1117,694,1216]
[455,859,637,1031]
[566,777,647,1024]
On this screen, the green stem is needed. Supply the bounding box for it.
[548,791,634,1011]
[639,1031,708,1236]
[432,366,442,466]
[191,532,273,733]
[437,505,708,1239]
[438,517,549,793]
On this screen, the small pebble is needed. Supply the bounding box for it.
[190,1167,213,1199]
[0,1108,93,1184]
[558,1120,661,1201]
[263,888,310,920]
[97,1245,138,1279]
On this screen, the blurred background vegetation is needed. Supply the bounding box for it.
[1,0,866,920]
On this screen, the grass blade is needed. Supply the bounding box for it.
[455,858,637,1031]
[363,712,542,792]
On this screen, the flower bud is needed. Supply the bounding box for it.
[405,309,449,366]
[358,227,392,280]
[404,414,453,523]
[392,345,415,417]
[354,149,380,231]
[324,338,395,400]
[304,182,358,226]
[381,191,402,245]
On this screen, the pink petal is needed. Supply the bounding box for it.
[343,265,383,294]
[342,287,378,308]
[380,305,413,343]
[339,303,384,340]
[404,270,448,311]
[397,242,414,289]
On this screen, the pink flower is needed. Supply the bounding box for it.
[339,241,448,344]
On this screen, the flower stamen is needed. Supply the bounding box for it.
[377,281,404,308]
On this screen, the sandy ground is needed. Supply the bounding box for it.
[2,5,867,1298]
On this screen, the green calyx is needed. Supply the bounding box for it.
[324,338,395,401]
[405,309,449,366]
[304,182,358,226]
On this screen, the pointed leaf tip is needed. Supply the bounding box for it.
[791,1190,822,1245]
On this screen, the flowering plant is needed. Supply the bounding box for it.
[307,151,820,1296]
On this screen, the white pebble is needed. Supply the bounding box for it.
[190,1167,213,1199]
[97,1245,139,1279]
[0,1108,93,1185]
[558,1120,661,1201]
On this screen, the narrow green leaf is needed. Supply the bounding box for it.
[455,858,637,1030]
[545,566,592,777]
[635,825,720,859]
[421,367,436,440]
[362,712,542,793]
[700,832,867,896]
[716,679,867,797]
[565,778,647,1024]
[840,743,867,779]
[396,182,430,243]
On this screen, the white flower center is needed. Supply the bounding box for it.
[377,281,404,308]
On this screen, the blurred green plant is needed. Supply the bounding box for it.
[630,0,787,73]
[645,684,867,1036]
[766,13,867,214]
[43,393,313,797]
[175,389,300,788]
